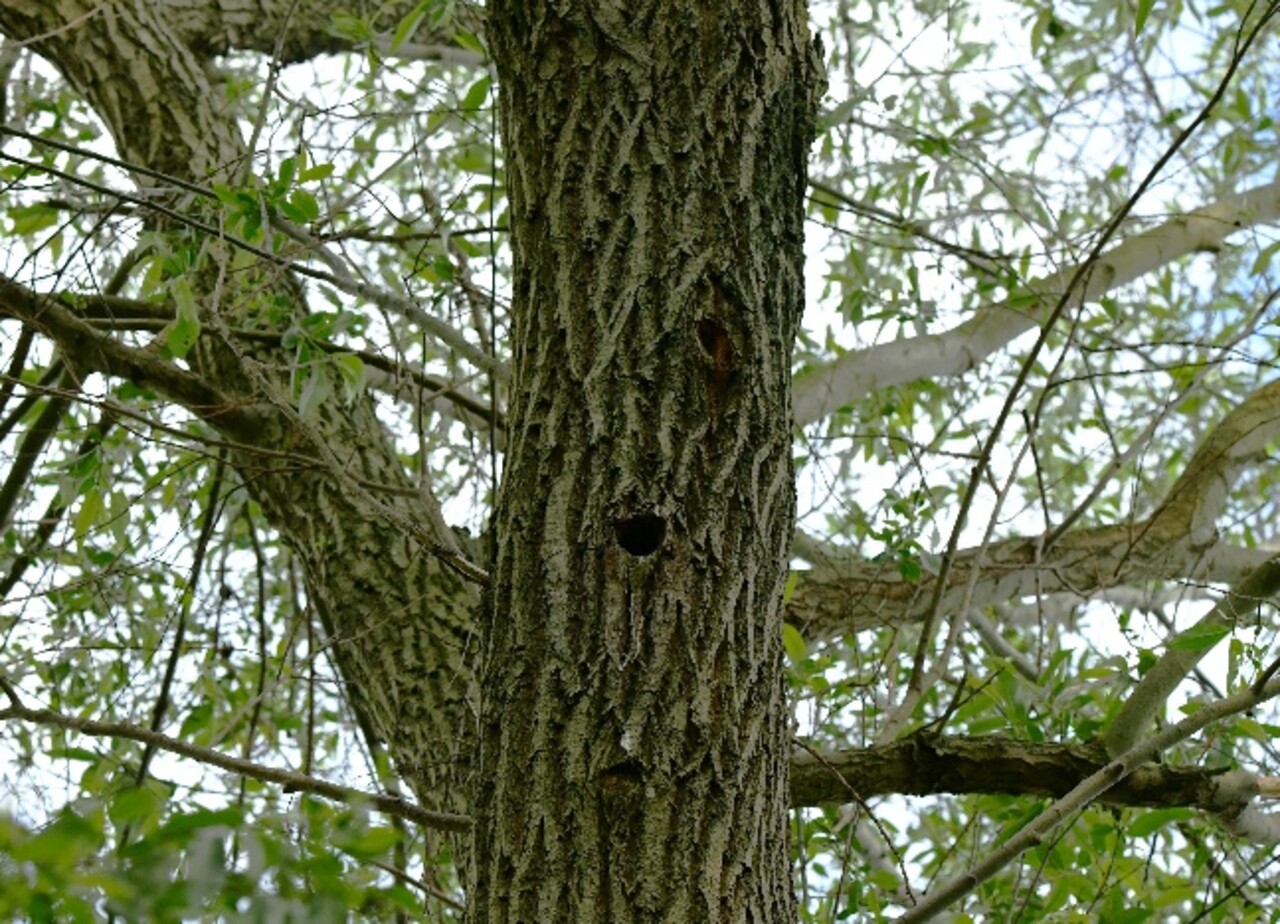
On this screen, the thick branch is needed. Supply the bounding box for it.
[7,667,1273,835]
[0,0,482,821]
[156,0,484,66]
[793,178,1280,425]
[0,275,260,433]
[790,734,1260,814]
[791,376,1280,638]
[788,523,1268,637]
[1152,377,1280,546]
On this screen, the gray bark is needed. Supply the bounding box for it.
[474,2,823,920]
[791,734,1255,812]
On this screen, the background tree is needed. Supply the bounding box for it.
[1,0,1279,921]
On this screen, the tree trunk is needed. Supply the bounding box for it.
[475,3,823,920]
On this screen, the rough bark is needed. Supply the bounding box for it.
[0,0,479,819]
[158,0,487,65]
[474,3,823,920]
[790,734,1252,812]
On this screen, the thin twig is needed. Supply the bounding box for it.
[0,675,470,833]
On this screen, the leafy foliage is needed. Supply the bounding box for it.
[1,0,1280,919]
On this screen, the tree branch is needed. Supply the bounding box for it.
[791,733,1264,814]
[1149,377,1280,548]
[0,674,470,833]
[788,524,1269,637]
[791,374,1280,638]
[8,662,1265,838]
[898,670,1280,921]
[0,274,261,434]
[1,276,490,586]
[161,0,486,66]
[793,178,1280,426]
[1104,554,1280,757]
[0,366,75,533]
[0,135,502,380]
[74,296,501,426]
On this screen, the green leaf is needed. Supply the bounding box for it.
[1109,907,1154,923]
[781,569,800,604]
[1235,716,1269,742]
[211,183,254,210]
[1134,0,1156,35]
[299,162,335,182]
[330,11,373,42]
[1128,806,1191,837]
[240,209,263,242]
[460,75,492,113]
[429,252,455,282]
[281,189,320,223]
[782,623,808,666]
[154,807,244,841]
[12,808,103,867]
[107,787,163,829]
[454,145,491,174]
[162,278,201,358]
[819,96,859,132]
[868,868,901,891]
[73,488,103,539]
[1154,885,1198,908]
[1251,239,1280,276]
[1167,622,1231,652]
[9,204,58,236]
[297,366,331,419]
[277,155,297,189]
[332,352,366,398]
[179,699,214,740]
[390,0,431,52]
[454,29,487,57]
[335,825,399,858]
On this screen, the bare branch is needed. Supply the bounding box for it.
[0,366,75,533]
[0,674,471,833]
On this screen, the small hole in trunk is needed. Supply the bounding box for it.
[614,514,666,556]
